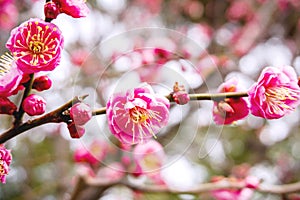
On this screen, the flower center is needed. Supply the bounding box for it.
[29,41,45,54]
[0,53,14,76]
[0,160,7,176]
[265,86,299,114]
[129,107,150,124]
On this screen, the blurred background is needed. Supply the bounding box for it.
[1,0,300,199]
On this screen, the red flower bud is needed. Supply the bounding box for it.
[0,97,17,115]
[44,2,60,20]
[32,76,52,91]
[67,122,85,138]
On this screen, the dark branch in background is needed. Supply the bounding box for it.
[70,174,300,199]
[0,95,87,144]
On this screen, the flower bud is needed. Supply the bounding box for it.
[44,1,60,20]
[0,97,17,115]
[172,91,190,105]
[22,94,46,116]
[70,103,92,126]
[32,76,52,91]
[172,82,190,105]
[67,122,85,138]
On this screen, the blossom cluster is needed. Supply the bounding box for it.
[212,66,300,125]
[0,0,90,184]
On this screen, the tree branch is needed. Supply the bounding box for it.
[0,91,249,144]
[0,95,87,144]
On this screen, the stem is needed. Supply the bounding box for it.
[13,74,34,127]
[0,95,87,144]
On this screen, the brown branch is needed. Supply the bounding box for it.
[92,91,249,115]
[80,175,300,195]
[0,91,249,144]
[0,95,87,144]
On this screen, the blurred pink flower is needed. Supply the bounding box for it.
[106,83,170,145]
[211,176,259,200]
[0,97,17,115]
[0,1,18,31]
[248,66,300,119]
[226,0,253,22]
[6,18,64,74]
[74,140,109,166]
[70,103,92,126]
[0,53,23,97]
[22,94,46,116]
[0,145,12,184]
[133,140,165,173]
[52,0,89,18]
[96,162,125,182]
[213,78,249,125]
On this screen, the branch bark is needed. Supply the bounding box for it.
[0,95,87,144]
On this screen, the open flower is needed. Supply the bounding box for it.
[0,145,12,184]
[213,78,249,125]
[6,18,64,74]
[106,83,170,145]
[133,140,165,173]
[0,53,23,97]
[248,66,300,119]
[52,0,89,18]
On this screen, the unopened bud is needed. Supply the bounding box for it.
[32,76,52,91]
[22,94,46,116]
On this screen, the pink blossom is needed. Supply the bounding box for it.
[106,83,170,145]
[70,103,92,126]
[74,140,109,166]
[6,18,64,74]
[133,140,165,173]
[0,97,17,115]
[213,78,249,125]
[248,66,300,119]
[52,0,89,18]
[0,145,12,184]
[96,162,125,182]
[0,53,23,97]
[22,94,46,116]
